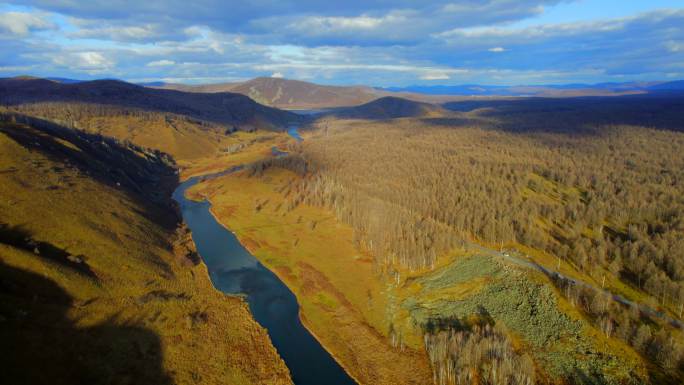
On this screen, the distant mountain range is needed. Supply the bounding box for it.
[155,77,382,109]
[152,77,684,108]
[0,76,301,159]
[0,77,299,130]
[22,76,684,111]
[379,80,684,96]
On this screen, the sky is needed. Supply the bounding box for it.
[1,0,683,86]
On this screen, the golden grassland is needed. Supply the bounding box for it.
[83,114,227,160]
[186,166,434,384]
[178,130,291,180]
[28,106,294,181]
[0,122,292,385]
[0,104,286,165]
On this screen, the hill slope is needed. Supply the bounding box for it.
[0,77,298,128]
[0,77,300,160]
[0,114,292,385]
[328,96,450,119]
[160,77,380,109]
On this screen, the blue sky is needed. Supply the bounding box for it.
[0,0,683,86]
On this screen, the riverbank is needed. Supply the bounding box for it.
[185,166,433,384]
[204,204,364,385]
[175,170,357,385]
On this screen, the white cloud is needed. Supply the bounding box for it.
[182,26,228,54]
[281,11,411,36]
[68,22,161,41]
[147,59,176,67]
[665,41,683,53]
[52,51,114,73]
[0,11,56,36]
[435,9,683,42]
[271,71,284,78]
[420,71,450,80]
[2,2,682,86]
[78,52,111,68]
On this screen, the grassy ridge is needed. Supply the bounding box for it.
[0,120,292,385]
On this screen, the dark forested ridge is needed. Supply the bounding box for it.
[444,92,684,133]
[326,96,450,120]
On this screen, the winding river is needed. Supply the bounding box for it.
[172,128,356,385]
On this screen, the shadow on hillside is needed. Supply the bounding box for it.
[0,260,172,385]
[433,93,684,135]
[440,93,684,134]
[0,223,98,280]
[0,113,179,231]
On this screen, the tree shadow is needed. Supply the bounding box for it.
[0,260,172,385]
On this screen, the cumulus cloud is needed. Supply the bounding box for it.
[666,40,683,53]
[67,20,169,42]
[420,71,451,80]
[270,71,284,78]
[295,15,387,30]
[147,59,175,66]
[13,0,569,45]
[0,11,55,36]
[2,1,683,85]
[283,12,410,35]
[52,51,114,73]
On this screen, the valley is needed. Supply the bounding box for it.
[176,93,684,384]
[2,76,683,385]
[4,2,684,384]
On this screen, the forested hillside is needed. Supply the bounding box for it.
[247,96,684,383]
[327,96,450,120]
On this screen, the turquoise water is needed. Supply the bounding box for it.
[287,126,303,142]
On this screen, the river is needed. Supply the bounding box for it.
[172,128,356,385]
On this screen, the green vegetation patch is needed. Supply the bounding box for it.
[416,255,502,291]
[402,255,645,384]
